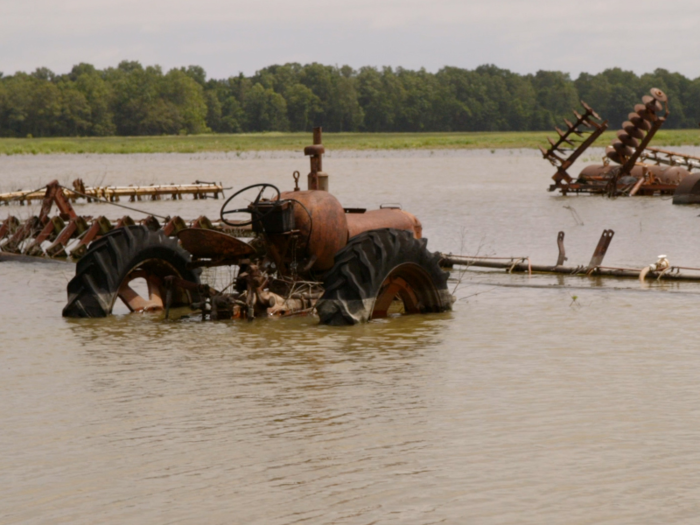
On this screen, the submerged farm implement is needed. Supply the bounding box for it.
[0,180,246,262]
[542,88,700,203]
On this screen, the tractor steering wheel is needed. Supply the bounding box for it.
[220,183,282,227]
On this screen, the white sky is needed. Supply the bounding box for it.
[1,0,699,79]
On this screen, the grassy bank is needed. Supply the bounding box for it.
[1,130,699,155]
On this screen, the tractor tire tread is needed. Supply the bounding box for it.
[63,225,199,318]
[316,228,451,325]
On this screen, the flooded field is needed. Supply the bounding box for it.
[3,149,700,524]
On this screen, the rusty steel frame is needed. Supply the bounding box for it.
[543,101,609,191]
[440,228,700,283]
[546,89,683,197]
[0,181,252,260]
[641,147,700,171]
[0,180,224,205]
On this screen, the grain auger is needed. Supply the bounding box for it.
[542,101,609,192]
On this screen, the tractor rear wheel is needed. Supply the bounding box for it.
[316,228,452,325]
[62,225,200,318]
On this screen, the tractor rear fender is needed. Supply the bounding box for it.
[346,209,422,240]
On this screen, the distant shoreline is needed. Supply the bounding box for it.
[1,130,698,156]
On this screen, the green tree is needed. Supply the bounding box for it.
[204,90,222,131]
[220,96,243,132]
[180,65,207,86]
[161,69,208,134]
[71,64,115,135]
[56,81,91,135]
[530,70,579,130]
[242,83,289,131]
[286,84,321,131]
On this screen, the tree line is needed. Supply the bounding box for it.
[0,61,698,138]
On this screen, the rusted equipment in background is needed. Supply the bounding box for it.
[0,180,248,261]
[586,229,614,274]
[661,148,700,204]
[555,231,567,266]
[440,229,700,283]
[603,88,671,196]
[543,88,700,198]
[642,147,700,171]
[542,101,608,190]
[0,180,223,205]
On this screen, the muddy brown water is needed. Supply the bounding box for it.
[2,149,700,524]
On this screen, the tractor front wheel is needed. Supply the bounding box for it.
[316,228,452,325]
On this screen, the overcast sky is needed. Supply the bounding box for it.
[1,0,699,79]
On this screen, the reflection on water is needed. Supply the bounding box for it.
[3,150,700,523]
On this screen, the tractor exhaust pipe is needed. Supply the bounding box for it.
[305,127,328,191]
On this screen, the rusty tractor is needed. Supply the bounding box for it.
[61,128,453,325]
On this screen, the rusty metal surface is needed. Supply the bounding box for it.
[542,100,608,191]
[616,130,639,148]
[628,113,651,130]
[571,163,690,197]
[622,121,645,139]
[0,181,254,261]
[0,180,224,205]
[556,231,567,266]
[346,209,422,240]
[578,164,690,185]
[650,88,667,103]
[672,173,700,204]
[278,189,348,271]
[441,230,700,283]
[642,147,700,171]
[306,127,328,191]
[607,89,669,194]
[178,228,255,261]
[587,229,615,272]
[612,140,634,157]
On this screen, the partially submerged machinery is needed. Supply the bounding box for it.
[0,180,235,261]
[542,88,700,203]
[61,129,453,325]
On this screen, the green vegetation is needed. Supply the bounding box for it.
[1,62,700,141]
[1,129,699,155]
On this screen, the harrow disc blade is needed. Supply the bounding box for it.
[616,130,639,148]
[650,87,668,103]
[628,113,651,130]
[642,95,663,112]
[605,146,622,164]
[622,121,645,139]
[635,107,657,122]
[612,140,634,157]
[634,103,652,115]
